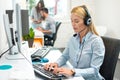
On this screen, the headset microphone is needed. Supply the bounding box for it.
[73,34,77,37]
[73,27,86,37]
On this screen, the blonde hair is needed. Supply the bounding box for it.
[71,5,99,36]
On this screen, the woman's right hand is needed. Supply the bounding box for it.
[33,20,42,24]
[43,63,58,71]
[33,20,39,24]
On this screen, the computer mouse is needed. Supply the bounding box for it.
[40,58,49,63]
[32,56,41,62]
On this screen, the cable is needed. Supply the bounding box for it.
[18,51,33,65]
[0,45,14,58]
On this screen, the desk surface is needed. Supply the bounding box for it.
[0,52,35,80]
[0,47,84,80]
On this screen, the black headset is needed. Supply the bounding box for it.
[81,5,92,26]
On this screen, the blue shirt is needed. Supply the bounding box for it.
[56,32,105,80]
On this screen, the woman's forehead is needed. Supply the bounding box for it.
[71,13,82,19]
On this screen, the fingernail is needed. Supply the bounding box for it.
[50,67,54,72]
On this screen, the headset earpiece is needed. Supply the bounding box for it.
[81,6,92,26]
[84,15,91,26]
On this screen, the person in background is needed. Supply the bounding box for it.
[30,1,45,29]
[37,7,56,38]
[44,5,105,80]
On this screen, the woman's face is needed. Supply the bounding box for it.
[71,13,85,33]
[38,3,42,8]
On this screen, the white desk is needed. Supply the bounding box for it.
[0,51,35,80]
[0,42,36,80]
[0,46,84,80]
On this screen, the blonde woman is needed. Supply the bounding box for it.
[44,5,105,80]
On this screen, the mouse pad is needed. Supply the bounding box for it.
[0,64,12,70]
[40,58,49,63]
[32,58,49,63]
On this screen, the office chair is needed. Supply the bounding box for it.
[100,36,120,80]
[44,22,61,46]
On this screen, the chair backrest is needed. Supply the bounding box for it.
[56,22,61,33]
[100,36,120,80]
[52,22,61,45]
[44,22,61,46]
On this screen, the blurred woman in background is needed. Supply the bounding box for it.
[30,1,45,29]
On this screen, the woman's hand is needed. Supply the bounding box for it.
[36,27,43,32]
[33,20,41,24]
[37,20,42,23]
[53,67,74,77]
[43,63,58,71]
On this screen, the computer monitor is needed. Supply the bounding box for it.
[6,9,29,37]
[15,3,22,53]
[21,10,29,36]
[3,14,15,54]
[6,10,13,24]
[3,4,25,60]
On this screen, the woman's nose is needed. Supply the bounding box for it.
[72,22,75,26]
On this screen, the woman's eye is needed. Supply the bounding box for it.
[75,21,79,23]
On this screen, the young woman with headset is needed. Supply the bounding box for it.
[44,5,105,80]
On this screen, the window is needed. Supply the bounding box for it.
[44,0,68,16]
[28,0,69,17]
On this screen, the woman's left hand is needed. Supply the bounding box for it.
[37,27,43,32]
[53,67,73,77]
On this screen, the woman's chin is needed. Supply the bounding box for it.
[74,31,79,33]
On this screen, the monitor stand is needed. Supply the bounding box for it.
[5,45,25,60]
[5,53,25,60]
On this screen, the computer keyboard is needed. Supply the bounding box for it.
[33,64,66,80]
[31,47,51,58]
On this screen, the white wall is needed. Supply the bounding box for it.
[94,0,120,39]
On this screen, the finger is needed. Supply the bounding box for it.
[52,68,58,74]
[48,66,54,71]
[49,63,55,68]
[46,64,51,70]
[47,63,54,71]
[52,63,58,68]
[43,64,47,70]
[44,64,49,70]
